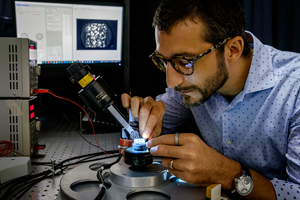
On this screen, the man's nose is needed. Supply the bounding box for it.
[166,62,184,88]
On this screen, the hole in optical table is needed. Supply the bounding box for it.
[70,180,111,192]
[126,190,170,200]
[89,162,110,171]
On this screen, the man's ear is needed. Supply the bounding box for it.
[225,36,244,63]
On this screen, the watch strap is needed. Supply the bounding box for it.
[241,163,252,179]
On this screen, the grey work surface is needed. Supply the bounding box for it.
[0,116,120,200]
[0,116,219,200]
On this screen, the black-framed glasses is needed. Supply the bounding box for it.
[149,38,231,76]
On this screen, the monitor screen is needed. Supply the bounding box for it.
[13,1,123,65]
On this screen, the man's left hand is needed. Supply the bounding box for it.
[146,133,241,190]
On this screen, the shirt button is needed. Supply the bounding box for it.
[227,140,232,145]
[227,108,230,112]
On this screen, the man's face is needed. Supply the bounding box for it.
[155,20,229,108]
[175,56,228,108]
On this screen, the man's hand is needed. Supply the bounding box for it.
[146,133,241,189]
[121,93,166,139]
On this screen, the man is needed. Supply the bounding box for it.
[122,0,300,199]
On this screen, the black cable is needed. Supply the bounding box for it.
[50,90,121,149]
[48,90,74,125]
[32,150,115,167]
[1,150,118,192]
[96,155,122,186]
[30,150,119,166]
[6,168,67,200]
[0,151,120,200]
[55,150,119,168]
[0,170,51,200]
[77,130,100,148]
[8,173,50,200]
[94,184,106,200]
[0,169,50,189]
[2,151,105,187]
[77,154,117,164]
[94,154,122,200]
[48,90,103,148]
[96,167,105,186]
[103,154,122,169]
[63,154,120,168]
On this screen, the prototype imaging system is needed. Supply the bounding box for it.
[13,1,123,65]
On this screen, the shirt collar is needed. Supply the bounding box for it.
[209,31,276,108]
[242,31,276,95]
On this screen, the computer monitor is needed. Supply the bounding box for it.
[13,1,124,65]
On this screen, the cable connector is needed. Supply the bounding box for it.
[35,144,46,150]
[33,89,50,94]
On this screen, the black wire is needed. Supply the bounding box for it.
[94,155,122,200]
[49,90,111,149]
[48,90,77,126]
[77,130,100,148]
[6,168,66,200]
[1,150,118,191]
[96,167,105,185]
[30,150,119,166]
[0,171,51,200]
[94,185,106,200]
[96,154,122,187]
[0,151,120,200]
[103,154,122,169]
[77,154,117,164]
[0,88,122,199]
[62,154,120,168]
[0,169,50,189]
[8,173,50,200]
[31,150,114,167]
[55,150,119,168]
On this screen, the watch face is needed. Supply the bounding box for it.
[236,176,253,196]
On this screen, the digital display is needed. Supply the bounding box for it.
[14,1,123,65]
[28,39,37,63]
[29,98,36,122]
[30,112,35,119]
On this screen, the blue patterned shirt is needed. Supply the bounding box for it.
[156,32,300,199]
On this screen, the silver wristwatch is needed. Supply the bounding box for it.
[232,164,253,196]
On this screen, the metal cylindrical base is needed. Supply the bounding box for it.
[59,158,208,200]
[110,161,167,187]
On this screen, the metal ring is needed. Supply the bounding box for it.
[175,133,179,146]
[169,160,174,170]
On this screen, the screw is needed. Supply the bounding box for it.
[50,159,56,178]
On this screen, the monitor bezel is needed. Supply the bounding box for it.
[11,0,125,68]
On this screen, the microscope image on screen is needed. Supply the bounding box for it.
[77,19,118,50]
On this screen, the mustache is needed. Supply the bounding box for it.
[174,85,199,93]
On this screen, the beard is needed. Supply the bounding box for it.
[174,54,229,108]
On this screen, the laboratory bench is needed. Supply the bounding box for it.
[0,116,229,200]
[0,115,120,200]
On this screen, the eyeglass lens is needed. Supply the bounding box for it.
[156,57,193,75]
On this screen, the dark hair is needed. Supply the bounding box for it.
[153,0,251,57]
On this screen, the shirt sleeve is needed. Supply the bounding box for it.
[156,88,192,134]
[271,95,300,199]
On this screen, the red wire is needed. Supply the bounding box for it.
[48,92,113,156]
[0,140,14,156]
